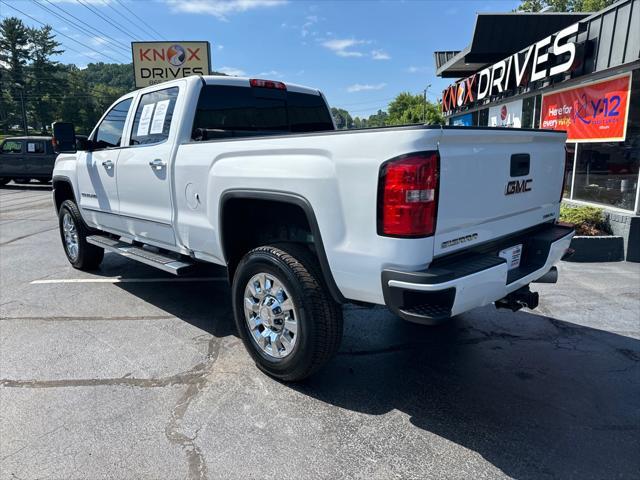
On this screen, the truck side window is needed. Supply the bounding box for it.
[26,141,45,154]
[130,87,179,146]
[2,140,22,154]
[93,98,133,149]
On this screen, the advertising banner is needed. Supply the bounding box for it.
[539,73,631,142]
[132,41,211,88]
[489,99,523,128]
[451,113,474,126]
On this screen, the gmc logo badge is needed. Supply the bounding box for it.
[505,179,532,195]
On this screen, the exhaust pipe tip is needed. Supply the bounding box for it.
[533,266,558,284]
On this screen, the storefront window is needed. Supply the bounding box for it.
[478,108,488,126]
[564,143,576,198]
[572,70,640,211]
[521,95,540,128]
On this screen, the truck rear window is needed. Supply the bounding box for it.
[192,85,333,140]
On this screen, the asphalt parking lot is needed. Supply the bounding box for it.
[1,184,639,480]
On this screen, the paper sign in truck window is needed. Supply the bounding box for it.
[150,100,171,135]
[137,103,155,137]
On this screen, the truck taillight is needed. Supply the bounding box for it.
[377,151,439,237]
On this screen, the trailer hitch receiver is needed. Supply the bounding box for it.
[495,286,539,312]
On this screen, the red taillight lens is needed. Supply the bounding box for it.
[378,151,439,237]
[250,78,286,90]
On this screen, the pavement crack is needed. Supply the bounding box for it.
[0,337,222,390]
[164,336,221,480]
[0,226,59,246]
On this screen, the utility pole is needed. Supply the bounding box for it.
[14,83,28,135]
[423,84,431,124]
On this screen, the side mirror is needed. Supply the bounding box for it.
[52,122,77,153]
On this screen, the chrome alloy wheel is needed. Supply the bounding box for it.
[243,272,298,358]
[62,212,79,261]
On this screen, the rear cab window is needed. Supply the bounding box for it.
[192,85,333,140]
[2,140,23,154]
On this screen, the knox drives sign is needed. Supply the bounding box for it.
[132,41,211,88]
[441,22,582,116]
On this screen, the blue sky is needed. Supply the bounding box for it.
[1,0,520,117]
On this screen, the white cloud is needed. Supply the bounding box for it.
[165,0,287,20]
[347,82,387,93]
[322,38,368,57]
[282,13,321,38]
[257,70,282,78]
[216,44,224,50]
[90,36,109,47]
[53,0,111,4]
[371,49,390,60]
[218,66,246,76]
[407,65,430,73]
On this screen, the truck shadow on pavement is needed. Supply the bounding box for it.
[107,261,638,480]
[298,307,640,480]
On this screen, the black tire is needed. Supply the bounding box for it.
[13,178,30,184]
[0,178,9,186]
[58,199,104,270]
[232,244,343,381]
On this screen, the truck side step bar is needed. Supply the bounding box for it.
[86,235,194,275]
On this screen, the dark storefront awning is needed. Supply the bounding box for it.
[435,12,590,78]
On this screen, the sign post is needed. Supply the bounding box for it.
[131,41,211,88]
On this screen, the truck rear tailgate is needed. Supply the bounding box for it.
[434,128,567,257]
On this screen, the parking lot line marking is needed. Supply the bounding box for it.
[30,277,228,284]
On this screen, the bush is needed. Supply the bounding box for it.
[559,204,608,236]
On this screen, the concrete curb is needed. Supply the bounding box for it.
[567,235,625,262]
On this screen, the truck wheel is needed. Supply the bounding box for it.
[58,200,104,270]
[232,244,343,381]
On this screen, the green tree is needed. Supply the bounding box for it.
[367,109,388,127]
[0,17,30,133]
[81,62,135,91]
[387,92,444,125]
[330,107,353,129]
[516,0,616,11]
[58,66,96,135]
[353,116,368,129]
[27,25,63,132]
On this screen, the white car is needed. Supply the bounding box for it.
[51,75,574,380]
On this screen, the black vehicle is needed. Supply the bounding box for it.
[0,136,56,185]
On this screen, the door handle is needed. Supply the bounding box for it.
[149,159,167,170]
[102,160,114,169]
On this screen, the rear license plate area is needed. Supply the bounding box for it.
[499,244,523,270]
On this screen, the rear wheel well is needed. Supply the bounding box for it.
[53,178,75,212]
[221,197,315,277]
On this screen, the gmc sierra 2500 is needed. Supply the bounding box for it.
[51,75,574,381]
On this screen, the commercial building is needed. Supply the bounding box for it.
[435,0,639,260]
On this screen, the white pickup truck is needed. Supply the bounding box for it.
[51,75,574,380]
